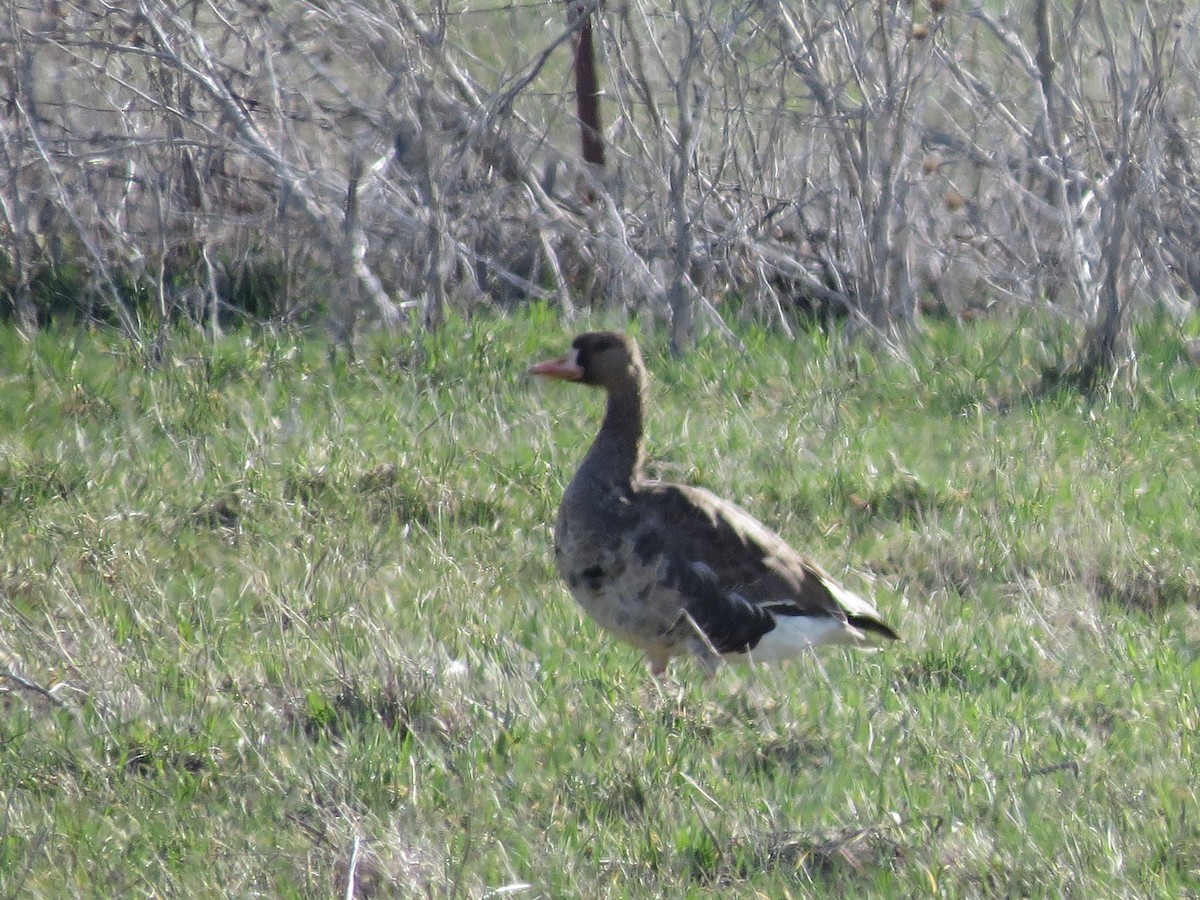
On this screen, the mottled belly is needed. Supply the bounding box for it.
[555,536,681,651]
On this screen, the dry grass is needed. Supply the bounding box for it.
[3,0,1198,363]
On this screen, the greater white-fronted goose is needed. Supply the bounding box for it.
[530,331,900,676]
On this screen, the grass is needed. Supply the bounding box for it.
[1,309,1199,897]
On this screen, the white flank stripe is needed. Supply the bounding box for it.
[738,615,867,663]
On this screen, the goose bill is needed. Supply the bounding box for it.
[529,350,585,381]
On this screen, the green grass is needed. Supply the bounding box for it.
[2,310,1199,897]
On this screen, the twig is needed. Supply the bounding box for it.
[0,663,72,713]
[344,834,362,900]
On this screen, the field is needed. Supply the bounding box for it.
[2,311,1199,897]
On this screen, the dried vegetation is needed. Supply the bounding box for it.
[2,0,1198,372]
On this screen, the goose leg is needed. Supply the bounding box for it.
[646,649,671,678]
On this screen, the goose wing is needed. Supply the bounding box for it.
[631,481,898,655]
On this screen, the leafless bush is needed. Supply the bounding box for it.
[1,0,1197,360]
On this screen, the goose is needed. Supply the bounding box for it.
[530,331,900,676]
